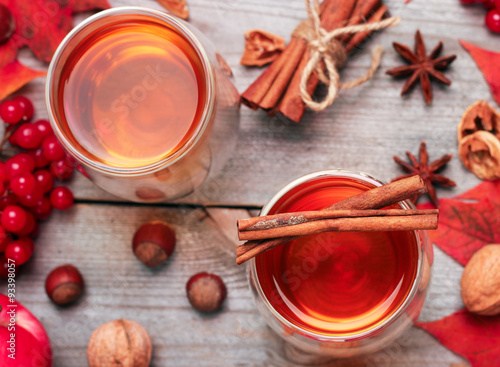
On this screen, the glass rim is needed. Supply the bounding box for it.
[45,6,216,177]
[249,169,424,342]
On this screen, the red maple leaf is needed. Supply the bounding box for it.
[460,40,500,107]
[416,309,500,366]
[0,0,110,68]
[0,60,46,100]
[417,180,500,266]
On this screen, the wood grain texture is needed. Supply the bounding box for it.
[0,0,486,365]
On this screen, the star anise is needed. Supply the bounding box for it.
[386,30,457,104]
[392,141,456,206]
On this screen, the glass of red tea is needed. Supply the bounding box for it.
[249,170,432,357]
[46,7,239,202]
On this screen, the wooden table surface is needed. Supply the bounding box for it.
[1,0,493,365]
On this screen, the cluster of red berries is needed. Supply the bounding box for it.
[0,96,75,278]
[461,0,500,32]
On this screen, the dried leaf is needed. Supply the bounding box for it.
[416,309,500,367]
[0,0,110,68]
[417,180,500,265]
[216,52,232,77]
[460,40,500,107]
[240,29,285,67]
[0,59,46,100]
[157,0,189,20]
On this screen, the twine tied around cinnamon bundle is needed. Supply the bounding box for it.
[294,0,401,111]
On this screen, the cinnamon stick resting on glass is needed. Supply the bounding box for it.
[236,175,432,264]
[238,208,438,241]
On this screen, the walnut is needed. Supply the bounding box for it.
[87,319,152,367]
[461,244,500,316]
[458,100,500,180]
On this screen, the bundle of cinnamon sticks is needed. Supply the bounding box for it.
[241,0,388,123]
[236,175,439,264]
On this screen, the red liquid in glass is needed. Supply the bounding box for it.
[255,175,419,336]
[56,16,206,168]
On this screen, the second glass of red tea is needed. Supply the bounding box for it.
[249,170,432,357]
[46,7,239,202]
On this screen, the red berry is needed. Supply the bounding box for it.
[7,126,18,146]
[34,119,53,139]
[0,193,18,210]
[50,157,74,180]
[1,205,27,232]
[0,226,10,253]
[34,170,54,193]
[0,182,5,197]
[479,0,497,8]
[14,153,35,173]
[29,222,40,238]
[18,186,44,207]
[42,136,65,161]
[13,212,35,237]
[496,0,500,8]
[30,148,50,169]
[0,254,16,279]
[0,100,24,124]
[0,162,6,182]
[50,187,74,210]
[0,4,15,44]
[15,123,44,149]
[486,9,500,32]
[5,156,33,180]
[13,96,34,122]
[5,238,33,265]
[76,164,91,179]
[31,197,52,220]
[10,173,36,196]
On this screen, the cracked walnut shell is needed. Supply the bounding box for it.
[88,319,152,367]
[458,100,500,180]
[461,244,500,316]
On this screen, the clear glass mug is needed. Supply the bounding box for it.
[248,170,432,357]
[46,7,239,202]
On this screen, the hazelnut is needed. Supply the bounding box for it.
[45,264,84,306]
[461,244,500,315]
[132,221,176,267]
[186,272,227,312]
[87,319,152,367]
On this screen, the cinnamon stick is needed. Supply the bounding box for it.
[241,38,302,109]
[241,0,392,123]
[236,175,427,264]
[238,208,438,232]
[345,5,388,53]
[241,0,335,110]
[238,214,438,241]
[340,0,382,44]
[276,0,358,122]
[259,39,308,109]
